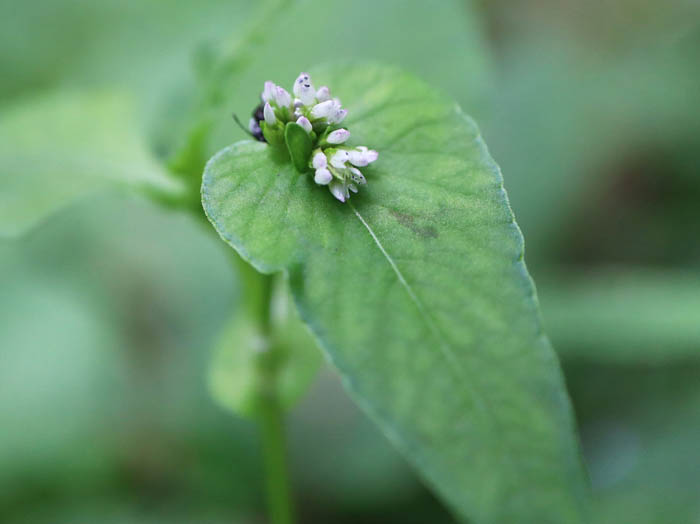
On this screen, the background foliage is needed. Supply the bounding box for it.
[1,0,699,522]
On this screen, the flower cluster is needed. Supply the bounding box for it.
[249,72,378,202]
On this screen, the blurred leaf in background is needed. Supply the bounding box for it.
[0,90,182,237]
[475,2,700,523]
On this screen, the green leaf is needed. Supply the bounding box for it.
[284,122,313,173]
[209,278,322,417]
[0,90,183,238]
[202,64,589,523]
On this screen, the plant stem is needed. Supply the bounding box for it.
[258,371,295,524]
[234,255,295,524]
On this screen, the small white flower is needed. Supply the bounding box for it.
[348,146,379,167]
[262,81,276,103]
[292,73,309,97]
[315,86,330,102]
[249,117,261,135]
[348,183,359,194]
[327,129,350,144]
[296,116,312,133]
[310,100,336,119]
[312,151,327,169]
[314,168,333,185]
[348,166,367,185]
[263,102,276,125]
[330,150,350,169]
[274,86,292,108]
[329,180,348,202]
[293,72,316,105]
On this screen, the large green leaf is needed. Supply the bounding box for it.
[202,64,589,523]
[0,90,183,237]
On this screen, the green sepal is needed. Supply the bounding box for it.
[261,121,285,149]
[284,122,313,173]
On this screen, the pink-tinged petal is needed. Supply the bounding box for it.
[348,150,368,167]
[262,81,276,102]
[315,86,330,102]
[327,129,350,144]
[274,86,291,107]
[312,151,327,169]
[310,100,335,119]
[296,116,312,133]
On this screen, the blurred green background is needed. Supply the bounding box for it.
[1,0,699,522]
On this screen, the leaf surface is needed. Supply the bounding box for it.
[202,64,589,523]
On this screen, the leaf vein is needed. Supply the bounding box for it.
[349,202,468,381]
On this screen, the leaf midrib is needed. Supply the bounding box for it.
[347,201,544,506]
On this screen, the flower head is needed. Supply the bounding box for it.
[251,72,378,202]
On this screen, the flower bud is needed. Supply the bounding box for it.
[327,129,350,144]
[263,102,276,125]
[293,72,316,105]
[315,86,330,102]
[274,86,292,108]
[349,146,378,166]
[296,116,312,133]
[314,168,333,185]
[312,151,327,169]
[329,180,347,202]
[262,81,276,103]
[328,108,348,124]
[310,100,335,119]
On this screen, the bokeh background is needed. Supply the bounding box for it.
[1,0,699,522]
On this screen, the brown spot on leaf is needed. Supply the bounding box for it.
[390,209,438,239]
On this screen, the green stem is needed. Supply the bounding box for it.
[258,369,295,524]
[233,255,296,524]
